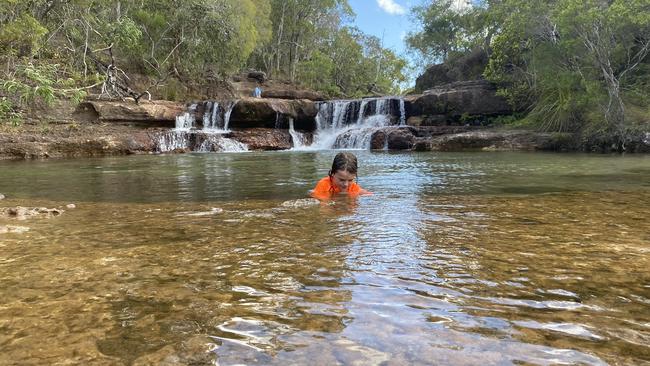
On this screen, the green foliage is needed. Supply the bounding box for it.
[0,13,48,56]
[0,0,405,103]
[0,97,22,126]
[406,0,492,66]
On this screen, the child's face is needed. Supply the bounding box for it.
[331,170,356,192]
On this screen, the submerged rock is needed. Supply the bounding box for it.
[281,198,320,208]
[0,225,30,234]
[0,206,64,220]
[0,193,5,200]
[177,207,223,217]
[66,203,76,209]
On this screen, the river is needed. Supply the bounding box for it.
[0,151,648,365]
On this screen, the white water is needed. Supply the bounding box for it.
[299,97,405,150]
[163,97,405,152]
[157,100,248,153]
[223,101,238,131]
[288,118,308,149]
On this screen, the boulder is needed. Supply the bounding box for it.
[247,71,267,83]
[228,98,318,131]
[386,128,416,150]
[370,130,387,150]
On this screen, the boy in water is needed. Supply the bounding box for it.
[311,152,371,200]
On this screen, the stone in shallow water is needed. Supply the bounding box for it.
[0,206,64,220]
[178,207,223,217]
[280,198,320,208]
[0,225,30,234]
[0,193,5,200]
[66,203,76,209]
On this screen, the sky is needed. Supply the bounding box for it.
[348,0,416,58]
[347,0,473,85]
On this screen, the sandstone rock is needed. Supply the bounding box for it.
[414,48,489,92]
[228,128,293,150]
[228,98,318,130]
[74,100,184,126]
[66,203,76,209]
[426,130,564,151]
[386,128,416,150]
[370,130,387,150]
[408,80,512,125]
[261,89,325,101]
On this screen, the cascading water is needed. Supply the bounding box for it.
[288,118,309,149]
[156,100,248,153]
[302,97,406,150]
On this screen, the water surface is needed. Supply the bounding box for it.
[1,151,649,365]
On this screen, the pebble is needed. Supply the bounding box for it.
[66,204,76,209]
[0,193,5,200]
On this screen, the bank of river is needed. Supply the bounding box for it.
[1,151,649,365]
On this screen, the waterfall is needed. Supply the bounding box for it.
[223,101,238,131]
[306,97,406,150]
[289,118,308,149]
[156,100,248,153]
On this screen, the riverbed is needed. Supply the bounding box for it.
[1,151,649,365]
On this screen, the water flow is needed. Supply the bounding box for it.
[223,101,238,131]
[157,100,248,153]
[307,97,406,150]
[288,118,308,149]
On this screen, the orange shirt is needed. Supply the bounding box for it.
[311,176,364,200]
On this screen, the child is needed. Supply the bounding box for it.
[311,152,371,200]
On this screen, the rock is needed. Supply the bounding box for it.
[408,80,513,125]
[228,128,294,150]
[7,207,29,220]
[386,128,416,150]
[74,100,185,126]
[66,203,76,209]
[281,198,320,208]
[1,206,64,220]
[0,225,30,234]
[370,130,387,150]
[228,98,318,130]
[426,130,566,151]
[414,48,489,92]
[247,70,267,83]
[261,89,325,101]
[0,193,5,200]
[180,207,223,217]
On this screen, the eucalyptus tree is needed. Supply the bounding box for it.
[485,0,650,146]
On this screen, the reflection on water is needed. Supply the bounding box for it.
[0,152,649,365]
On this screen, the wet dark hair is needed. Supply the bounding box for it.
[329,152,358,176]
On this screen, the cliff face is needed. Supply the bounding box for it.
[414,49,489,93]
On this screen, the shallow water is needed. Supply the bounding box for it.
[0,151,649,365]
